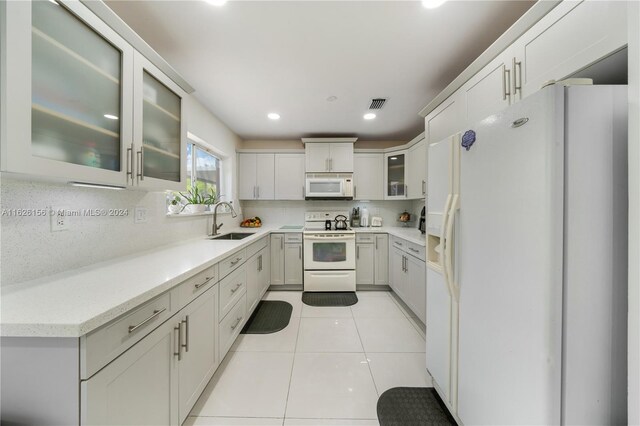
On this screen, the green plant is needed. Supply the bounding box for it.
[179,186,220,210]
[170,195,181,206]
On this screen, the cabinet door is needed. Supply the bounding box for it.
[255,153,275,200]
[356,243,375,285]
[275,154,305,200]
[245,253,261,314]
[284,243,303,285]
[329,143,354,172]
[353,153,384,200]
[426,91,463,144]
[407,140,427,200]
[82,319,178,425]
[390,247,405,297]
[384,151,407,199]
[261,248,270,294]
[178,288,218,424]
[305,143,330,172]
[374,234,389,285]
[3,0,133,186]
[238,154,257,200]
[133,53,186,191]
[270,235,285,285]
[406,254,426,324]
[515,0,627,99]
[463,47,514,125]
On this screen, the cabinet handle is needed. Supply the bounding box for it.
[422,180,426,196]
[513,57,522,95]
[230,282,242,293]
[174,323,182,360]
[299,245,302,259]
[394,241,403,247]
[194,276,212,289]
[357,246,360,259]
[325,158,329,171]
[126,144,133,184]
[409,247,420,253]
[258,255,262,272]
[375,238,378,250]
[182,316,189,352]
[281,237,284,250]
[230,316,243,330]
[354,186,357,199]
[503,65,511,101]
[230,257,242,266]
[257,186,260,199]
[330,158,333,171]
[128,308,166,333]
[253,186,256,198]
[136,150,144,182]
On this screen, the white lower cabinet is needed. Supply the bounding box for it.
[246,247,270,313]
[389,237,426,323]
[270,233,303,286]
[270,234,285,285]
[355,233,389,286]
[284,242,303,285]
[218,296,247,361]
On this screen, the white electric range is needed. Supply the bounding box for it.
[303,211,356,292]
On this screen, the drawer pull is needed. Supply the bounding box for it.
[230,316,243,330]
[409,248,420,253]
[230,283,242,293]
[230,257,242,266]
[194,277,212,289]
[394,241,403,246]
[128,308,166,333]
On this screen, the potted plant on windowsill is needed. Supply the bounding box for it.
[167,195,182,214]
[179,186,220,214]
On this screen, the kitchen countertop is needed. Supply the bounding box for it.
[352,226,426,246]
[1,225,420,338]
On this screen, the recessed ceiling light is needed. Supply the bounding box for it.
[422,0,447,8]
[206,0,227,6]
[268,113,280,120]
[364,113,376,120]
[104,114,119,120]
[327,96,338,102]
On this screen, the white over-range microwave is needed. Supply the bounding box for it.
[305,173,354,200]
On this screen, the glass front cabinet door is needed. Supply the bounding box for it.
[384,151,407,199]
[1,1,186,190]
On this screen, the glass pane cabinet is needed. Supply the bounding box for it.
[31,1,122,172]
[385,151,407,199]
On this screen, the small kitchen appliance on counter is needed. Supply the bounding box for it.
[371,216,383,227]
[303,211,355,292]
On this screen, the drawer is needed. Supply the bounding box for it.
[356,233,375,244]
[285,233,302,243]
[219,265,247,320]
[81,291,172,379]
[406,241,426,260]
[219,295,246,360]
[219,248,246,279]
[176,263,218,308]
[246,236,268,259]
[391,236,406,250]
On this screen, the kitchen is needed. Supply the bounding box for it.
[0,1,638,425]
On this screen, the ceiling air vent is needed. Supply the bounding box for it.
[369,98,386,110]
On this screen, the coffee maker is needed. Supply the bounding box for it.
[418,206,426,234]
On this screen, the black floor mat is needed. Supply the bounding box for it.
[241,300,292,334]
[377,387,457,426]
[301,291,358,307]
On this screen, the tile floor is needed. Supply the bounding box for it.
[186,290,431,426]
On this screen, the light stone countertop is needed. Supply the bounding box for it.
[1,225,421,338]
[352,226,426,246]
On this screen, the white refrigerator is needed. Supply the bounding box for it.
[426,85,628,425]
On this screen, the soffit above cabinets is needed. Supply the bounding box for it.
[104,0,536,141]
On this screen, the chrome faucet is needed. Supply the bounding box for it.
[211,202,237,236]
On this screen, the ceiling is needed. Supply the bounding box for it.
[106,0,535,141]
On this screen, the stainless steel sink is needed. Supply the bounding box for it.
[208,232,255,240]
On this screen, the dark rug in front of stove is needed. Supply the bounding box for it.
[241,300,292,334]
[377,387,457,426]
[301,291,358,307]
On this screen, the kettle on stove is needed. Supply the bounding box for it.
[335,214,349,230]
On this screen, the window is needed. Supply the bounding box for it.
[186,142,221,198]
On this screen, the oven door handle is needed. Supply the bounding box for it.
[303,234,355,241]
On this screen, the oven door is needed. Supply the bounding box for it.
[303,233,355,270]
[305,178,344,198]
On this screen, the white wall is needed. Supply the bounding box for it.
[0,95,242,286]
[628,1,639,422]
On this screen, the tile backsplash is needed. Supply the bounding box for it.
[0,178,239,286]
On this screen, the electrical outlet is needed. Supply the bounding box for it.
[134,207,147,224]
[50,207,70,232]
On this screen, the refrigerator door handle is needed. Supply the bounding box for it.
[444,194,460,301]
[440,194,453,297]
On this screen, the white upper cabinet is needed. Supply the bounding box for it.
[426,91,464,144]
[407,139,427,200]
[2,0,134,187]
[353,153,383,200]
[275,153,305,200]
[1,0,188,190]
[304,142,354,173]
[133,53,187,190]
[514,0,627,98]
[384,150,407,199]
[238,153,275,200]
